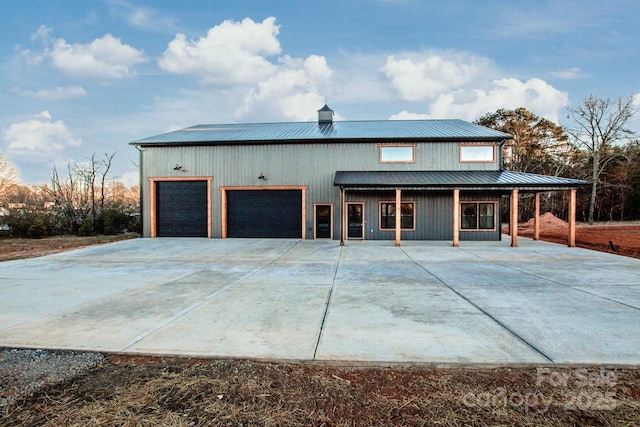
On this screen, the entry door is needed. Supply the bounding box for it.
[315,204,332,239]
[347,203,364,239]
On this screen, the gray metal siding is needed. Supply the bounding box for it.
[140,142,501,238]
[339,191,500,241]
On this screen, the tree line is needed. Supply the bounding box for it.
[0,152,139,238]
[476,94,638,223]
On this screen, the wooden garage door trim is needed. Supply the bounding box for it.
[149,177,213,238]
[220,186,307,239]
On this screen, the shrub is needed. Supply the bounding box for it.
[27,218,48,239]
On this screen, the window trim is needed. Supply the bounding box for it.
[379,143,416,164]
[459,201,497,231]
[459,144,496,163]
[378,200,417,231]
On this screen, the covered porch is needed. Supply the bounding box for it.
[334,170,588,248]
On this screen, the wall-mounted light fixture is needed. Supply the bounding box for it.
[173,164,183,171]
[258,173,267,180]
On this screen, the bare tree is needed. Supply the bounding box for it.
[100,152,116,213]
[566,94,637,223]
[0,151,19,192]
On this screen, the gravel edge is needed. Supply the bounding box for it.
[0,348,105,409]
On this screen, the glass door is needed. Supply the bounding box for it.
[347,203,364,239]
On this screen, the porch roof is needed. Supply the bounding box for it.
[334,170,588,191]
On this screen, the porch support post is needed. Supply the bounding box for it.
[568,188,576,247]
[452,188,460,247]
[510,189,519,247]
[339,187,345,246]
[533,192,540,240]
[395,189,402,247]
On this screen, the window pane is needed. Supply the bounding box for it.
[460,203,477,229]
[461,145,494,162]
[380,146,414,162]
[401,203,414,229]
[380,202,414,230]
[380,203,394,229]
[479,203,494,229]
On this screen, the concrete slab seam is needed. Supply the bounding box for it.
[313,246,343,359]
[465,250,640,312]
[399,247,555,363]
[121,239,305,351]
[0,271,201,334]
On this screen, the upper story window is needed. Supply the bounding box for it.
[379,144,415,163]
[460,144,496,163]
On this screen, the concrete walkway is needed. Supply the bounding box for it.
[1,238,639,365]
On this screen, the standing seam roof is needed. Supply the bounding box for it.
[130,119,512,145]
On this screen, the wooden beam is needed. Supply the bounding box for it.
[339,187,345,246]
[220,187,227,239]
[452,189,459,247]
[395,189,401,247]
[149,179,156,238]
[568,189,576,247]
[534,192,540,241]
[510,189,519,247]
[206,178,212,238]
[301,187,306,240]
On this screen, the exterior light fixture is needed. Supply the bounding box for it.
[173,164,183,171]
[258,173,266,180]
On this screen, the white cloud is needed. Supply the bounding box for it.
[382,52,493,101]
[389,111,429,120]
[21,86,87,100]
[235,55,334,121]
[107,0,180,33]
[158,17,281,84]
[427,78,569,123]
[31,25,53,44]
[50,34,147,80]
[2,111,82,162]
[550,67,591,79]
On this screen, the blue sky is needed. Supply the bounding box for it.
[1,0,639,185]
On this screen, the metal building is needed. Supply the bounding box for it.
[130,105,587,246]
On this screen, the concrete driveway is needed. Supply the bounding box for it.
[1,238,639,365]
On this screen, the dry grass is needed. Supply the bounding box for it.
[0,234,139,262]
[2,356,640,426]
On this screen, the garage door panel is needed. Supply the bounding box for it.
[227,190,302,238]
[156,181,208,237]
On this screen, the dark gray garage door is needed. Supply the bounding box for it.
[156,181,208,237]
[227,190,302,238]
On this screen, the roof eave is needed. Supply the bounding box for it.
[130,135,511,147]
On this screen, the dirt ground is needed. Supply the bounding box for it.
[1,231,640,425]
[514,214,640,259]
[2,355,640,426]
[0,234,139,262]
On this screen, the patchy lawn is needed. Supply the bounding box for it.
[0,234,139,262]
[2,355,640,426]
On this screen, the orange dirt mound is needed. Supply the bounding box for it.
[520,212,568,233]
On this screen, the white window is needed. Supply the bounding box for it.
[379,145,415,163]
[460,145,495,162]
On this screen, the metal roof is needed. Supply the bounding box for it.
[130,119,512,146]
[334,170,588,191]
